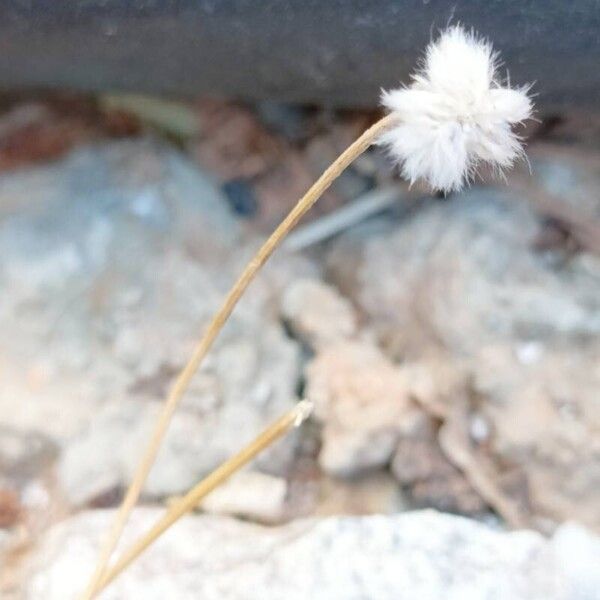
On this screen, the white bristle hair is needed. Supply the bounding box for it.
[379,25,533,192]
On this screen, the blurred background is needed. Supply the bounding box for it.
[0,2,599,598]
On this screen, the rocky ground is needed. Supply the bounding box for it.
[0,94,598,598]
[23,509,600,600]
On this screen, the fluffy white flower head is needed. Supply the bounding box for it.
[380,26,532,192]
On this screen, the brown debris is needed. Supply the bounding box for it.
[0,488,21,528]
[0,94,140,172]
[392,411,487,515]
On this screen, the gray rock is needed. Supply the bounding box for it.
[470,344,600,530]
[53,281,303,503]
[531,147,600,216]
[328,189,600,358]
[0,138,241,439]
[59,379,299,505]
[25,508,600,600]
[0,427,57,484]
[327,189,600,530]
[0,140,305,504]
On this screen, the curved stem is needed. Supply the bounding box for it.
[80,113,396,600]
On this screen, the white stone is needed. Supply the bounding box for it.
[25,508,595,600]
[550,522,600,600]
[200,471,288,524]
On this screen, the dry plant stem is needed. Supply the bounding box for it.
[93,401,312,596]
[81,113,397,600]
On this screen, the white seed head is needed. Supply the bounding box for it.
[379,26,533,192]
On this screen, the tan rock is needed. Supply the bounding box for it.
[314,472,407,517]
[306,341,414,475]
[281,278,357,349]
